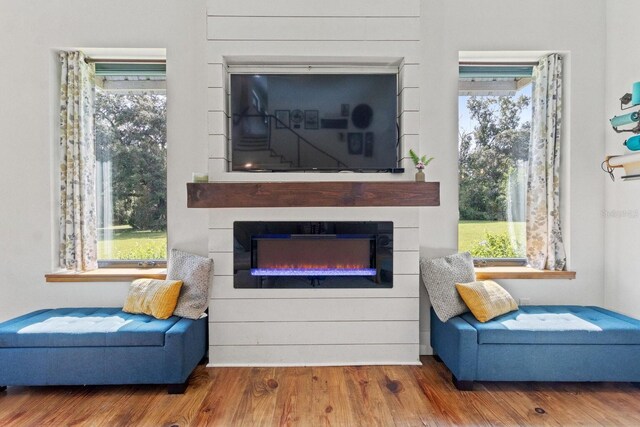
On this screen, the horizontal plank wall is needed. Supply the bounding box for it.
[208,0,420,17]
[205,0,422,366]
[206,0,421,181]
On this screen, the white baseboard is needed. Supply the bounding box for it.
[206,361,423,368]
[208,343,421,366]
[419,331,432,355]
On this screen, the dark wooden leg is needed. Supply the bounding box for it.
[452,374,474,391]
[167,380,188,394]
[632,382,640,389]
[433,354,443,363]
[0,386,7,392]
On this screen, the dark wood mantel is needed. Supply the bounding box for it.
[187,181,439,208]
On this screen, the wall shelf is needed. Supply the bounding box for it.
[605,153,640,180]
[187,181,440,208]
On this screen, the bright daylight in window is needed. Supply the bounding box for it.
[94,66,167,266]
[458,65,532,263]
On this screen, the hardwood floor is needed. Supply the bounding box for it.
[1,357,640,426]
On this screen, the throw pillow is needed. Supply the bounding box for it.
[122,278,183,319]
[167,249,213,319]
[455,280,518,323]
[420,252,476,322]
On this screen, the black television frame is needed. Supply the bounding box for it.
[229,73,402,173]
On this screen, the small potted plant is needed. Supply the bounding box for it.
[409,149,434,182]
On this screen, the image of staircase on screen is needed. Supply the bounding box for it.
[233,221,393,289]
[230,74,398,172]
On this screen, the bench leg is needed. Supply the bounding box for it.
[0,386,6,392]
[452,374,474,391]
[167,380,188,394]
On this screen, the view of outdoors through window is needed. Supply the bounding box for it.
[458,76,532,260]
[95,76,167,263]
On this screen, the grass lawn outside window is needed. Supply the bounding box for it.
[458,220,525,258]
[98,225,167,261]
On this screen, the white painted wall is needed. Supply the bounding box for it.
[0,0,208,321]
[603,0,640,318]
[418,0,608,351]
[0,0,614,359]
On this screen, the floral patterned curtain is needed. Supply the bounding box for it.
[526,53,566,270]
[59,51,98,271]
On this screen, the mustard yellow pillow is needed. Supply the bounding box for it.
[123,279,183,319]
[455,280,518,322]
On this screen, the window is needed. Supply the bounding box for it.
[458,64,533,265]
[94,63,167,267]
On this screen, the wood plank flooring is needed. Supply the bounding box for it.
[1,357,640,426]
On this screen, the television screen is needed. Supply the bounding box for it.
[230,74,398,172]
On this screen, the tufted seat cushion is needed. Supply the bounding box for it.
[0,307,180,348]
[461,305,640,345]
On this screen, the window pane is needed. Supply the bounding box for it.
[458,78,531,259]
[95,85,167,261]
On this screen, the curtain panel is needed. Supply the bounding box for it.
[526,53,567,270]
[59,51,98,271]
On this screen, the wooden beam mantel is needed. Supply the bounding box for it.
[187,181,440,208]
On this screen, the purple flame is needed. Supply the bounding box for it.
[251,268,376,276]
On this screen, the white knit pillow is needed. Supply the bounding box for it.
[167,249,213,319]
[420,252,476,322]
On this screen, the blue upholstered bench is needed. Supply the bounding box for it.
[0,307,207,394]
[431,305,640,390]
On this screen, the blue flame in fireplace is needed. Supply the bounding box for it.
[250,268,377,276]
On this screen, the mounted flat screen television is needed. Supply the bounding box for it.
[230,74,399,172]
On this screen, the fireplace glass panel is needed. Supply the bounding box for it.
[253,237,375,276]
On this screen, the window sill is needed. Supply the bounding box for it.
[45,268,167,283]
[45,267,575,282]
[475,267,576,280]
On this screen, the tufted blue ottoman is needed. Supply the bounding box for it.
[0,307,207,393]
[431,305,640,390]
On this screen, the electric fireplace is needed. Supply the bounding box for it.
[234,221,393,288]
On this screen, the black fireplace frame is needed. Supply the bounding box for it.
[233,221,393,289]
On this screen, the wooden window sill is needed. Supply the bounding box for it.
[45,268,167,283]
[475,267,576,280]
[45,267,575,282]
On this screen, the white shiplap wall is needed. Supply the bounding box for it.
[206,0,422,366]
